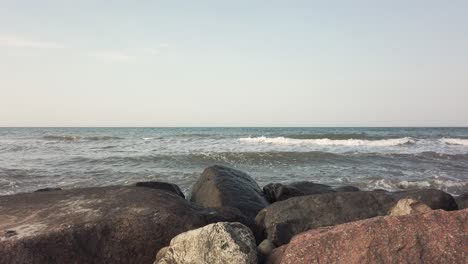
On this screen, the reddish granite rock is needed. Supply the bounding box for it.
[280,209,468,264]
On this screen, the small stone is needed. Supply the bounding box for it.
[389,198,432,216]
[258,239,275,255]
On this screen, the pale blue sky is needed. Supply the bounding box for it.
[1,0,467,126]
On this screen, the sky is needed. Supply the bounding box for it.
[0,0,467,127]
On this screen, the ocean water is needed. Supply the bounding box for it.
[0,127,467,196]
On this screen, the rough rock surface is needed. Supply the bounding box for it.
[190,165,268,221]
[256,189,457,246]
[264,245,286,264]
[456,192,468,209]
[280,209,468,264]
[0,186,246,264]
[155,222,257,264]
[135,181,185,198]
[389,198,432,216]
[263,182,360,203]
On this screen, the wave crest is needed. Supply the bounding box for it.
[42,135,122,141]
[239,136,414,147]
[440,138,468,146]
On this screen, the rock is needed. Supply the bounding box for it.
[263,182,334,203]
[190,165,268,221]
[135,181,185,198]
[391,189,458,211]
[264,245,286,264]
[455,192,468,209]
[257,239,274,256]
[389,198,432,216]
[155,222,257,264]
[280,209,468,264]
[34,187,62,192]
[0,186,247,264]
[334,185,360,192]
[263,181,361,203]
[256,189,457,246]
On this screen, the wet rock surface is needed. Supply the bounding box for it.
[135,181,185,198]
[190,165,268,220]
[263,182,360,203]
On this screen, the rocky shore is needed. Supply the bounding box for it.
[0,165,467,264]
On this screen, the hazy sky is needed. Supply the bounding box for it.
[1,0,467,127]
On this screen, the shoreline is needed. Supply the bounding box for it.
[1,165,466,263]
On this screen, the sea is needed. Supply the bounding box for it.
[0,127,467,196]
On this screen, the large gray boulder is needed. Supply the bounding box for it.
[190,165,268,219]
[256,189,458,246]
[190,165,268,240]
[155,222,257,264]
[0,186,246,264]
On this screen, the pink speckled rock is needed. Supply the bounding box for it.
[281,209,468,264]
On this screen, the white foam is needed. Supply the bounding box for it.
[440,138,468,146]
[239,136,414,147]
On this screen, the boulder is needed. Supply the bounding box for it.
[0,186,247,264]
[190,165,268,221]
[263,182,360,203]
[388,198,432,216]
[280,209,468,264]
[135,181,185,198]
[390,189,458,211]
[334,185,360,192]
[155,222,257,264]
[256,189,457,246]
[456,192,468,209]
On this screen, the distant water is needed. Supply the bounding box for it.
[0,127,467,196]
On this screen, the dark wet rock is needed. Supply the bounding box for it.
[280,209,468,264]
[256,189,458,246]
[0,186,248,264]
[135,181,185,198]
[455,192,468,209]
[263,183,306,203]
[190,165,268,221]
[263,181,361,203]
[334,185,360,192]
[34,188,62,192]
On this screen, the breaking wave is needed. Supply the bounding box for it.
[239,136,415,147]
[440,138,468,146]
[42,135,122,141]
